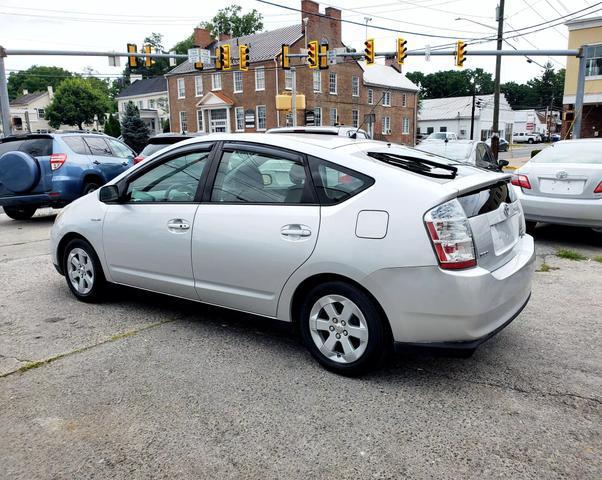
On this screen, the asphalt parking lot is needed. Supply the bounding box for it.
[1,209,600,479]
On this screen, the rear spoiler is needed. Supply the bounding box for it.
[0,134,53,143]
[448,172,512,197]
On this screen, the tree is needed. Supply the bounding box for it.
[45,77,111,130]
[121,102,149,153]
[7,65,72,100]
[162,118,170,133]
[104,113,121,137]
[405,68,494,99]
[201,5,263,37]
[501,64,565,110]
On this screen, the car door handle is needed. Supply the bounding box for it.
[281,224,311,237]
[167,219,191,232]
[92,160,100,165]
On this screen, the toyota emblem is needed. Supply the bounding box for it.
[503,203,510,217]
[556,171,568,180]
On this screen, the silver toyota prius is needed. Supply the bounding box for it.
[512,139,602,232]
[51,133,535,375]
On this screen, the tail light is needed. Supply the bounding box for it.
[511,174,531,189]
[134,155,145,165]
[594,180,602,194]
[424,199,476,270]
[50,153,67,171]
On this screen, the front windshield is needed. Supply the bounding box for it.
[416,143,472,162]
[427,132,447,140]
[531,143,602,164]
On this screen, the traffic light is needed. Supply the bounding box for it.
[239,44,250,71]
[307,41,318,69]
[396,38,407,65]
[221,44,231,70]
[280,44,290,70]
[455,40,466,67]
[364,39,375,64]
[319,43,328,70]
[127,43,137,68]
[144,45,152,68]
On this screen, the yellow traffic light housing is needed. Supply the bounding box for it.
[239,44,250,71]
[307,41,318,69]
[396,38,407,65]
[319,43,328,70]
[221,44,231,70]
[144,45,153,68]
[455,40,466,67]
[127,43,138,68]
[364,39,375,65]
[280,44,290,70]
[194,62,203,71]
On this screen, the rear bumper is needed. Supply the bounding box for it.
[0,193,54,208]
[517,189,602,227]
[0,179,81,208]
[363,234,535,344]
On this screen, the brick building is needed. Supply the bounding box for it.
[165,0,419,145]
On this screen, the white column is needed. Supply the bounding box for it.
[226,107,231,133]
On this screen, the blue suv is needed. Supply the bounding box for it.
[0,133,135,220]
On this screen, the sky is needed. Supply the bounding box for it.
[0,0,598,86]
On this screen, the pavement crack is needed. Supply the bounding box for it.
[0,253,50,263]
[0,354,32,363]
[0,319,175,379]
[0,239,49,248]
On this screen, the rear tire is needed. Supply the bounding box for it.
[3,206,37,220]
[528,138,534,144]
[526,221,537,235]
[83,181,100,195]
[62,238,106,303]
[299,281,388,376]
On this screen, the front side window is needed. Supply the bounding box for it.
[352,109,359,128]
[177,78,185,98]
[255,67,265,91]
[314,107,322,126]
[211,149,311,204]
[586,45,602,77]
[329,73,337,95]
[233,71,243,93]
[329,107,337,126]
[235,107,245,132]
[84,137,112,157]
[313,71,321,92]
[126,150,211,203]
[352,76,360,97]
[256,105,266,130]
[179,111,188,132]
[212,73,222,91]
[309,156,373,205]
[195,75,203,96]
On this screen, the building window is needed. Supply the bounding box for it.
[402,117,409,134]
[256,105,266,130]
[401,93,407,107]
[367,89,374,105]
[382,116,391,135]
[233,71,243,93]
[382,91,391,107]
[314,107,322,126]
[329,73,337,95]
[352,76,360,97]
[285,70,293,90]
[313,71,321,92]
[235,107,245,132]
[138,100,144,109]
[255,67,265,91]
[148,99,156,109]
[196,110,204,132]
[329,107,337,126]
[352,109,359,128]
[177,78,185,98]
[179,111,188,132]
[440,126,447,132]
[195,75,203,96]
[586,45,602,77]
[37,108,45,119]
[427,126,434,134]
[212,73,222,91]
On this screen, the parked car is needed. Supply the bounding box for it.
[423,132,458,142]
[266,126,371,139]
[417,140,509,172]
[51,133,535,375]
[513,132,541,144]
[485,137,509,152]
[512,139,602,233]
[551,133,561,142]
[134,133,202,164]
[0,133,135,220]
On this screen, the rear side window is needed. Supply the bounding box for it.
[108,139,134,159]
[308,156,373,205]
[62,136,91,155]
[0,138,53,157]
[531,143,602,164]
[83,137,112,157]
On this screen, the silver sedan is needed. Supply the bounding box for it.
[513,139,602,232]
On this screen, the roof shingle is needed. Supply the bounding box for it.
[116,77,167,98]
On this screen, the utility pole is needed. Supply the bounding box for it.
[470,78,476,140]
[291,66,297,127]
[491,0,505,160]
[0,46,11,137]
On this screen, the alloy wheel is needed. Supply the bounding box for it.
[309,294,369,364]
[67,248,95,295]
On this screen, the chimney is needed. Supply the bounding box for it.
[193,27,214,48]
[324,7,341,42]
[301,0,319,34]
[23,89,28,95]
[302,1,342,46]
[385,57,402,73]
[47,86,54,100]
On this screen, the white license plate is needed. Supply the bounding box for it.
[491,215,519,255]
[539,178,585,195]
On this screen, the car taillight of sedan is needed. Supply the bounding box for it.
[133,155,145,165]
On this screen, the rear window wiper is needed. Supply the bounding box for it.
[367,152,458,179]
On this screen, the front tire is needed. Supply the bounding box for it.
[62,239,106,303]
[299,281,388,375]
[3,206,37,220]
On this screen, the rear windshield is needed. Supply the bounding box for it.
[531,143,602,164]
[458,181,516,217]
[417,143,472,161]
[427,133,448,140]
[139,143,171,157]
[0,138,53,157]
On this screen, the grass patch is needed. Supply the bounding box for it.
[594,256,602,263]
[556,249,587,261]
[537,263,560,273]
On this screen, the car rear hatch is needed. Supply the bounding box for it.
[520,163,602,200]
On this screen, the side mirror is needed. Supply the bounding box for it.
[498,159,509,168]
[99,184,120,203]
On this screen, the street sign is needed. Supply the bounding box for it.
[108,55,121,67]
[305,111,315,126]
[245,110,255,129]
[187,48,200,63]
[327,50,337,65]
[526,122,534,131]
[425,45,431,62]
[169,51,177,67]
[200,49,211,65]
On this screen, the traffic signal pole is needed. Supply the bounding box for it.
[0,47,11,136]
[491,0,505,160]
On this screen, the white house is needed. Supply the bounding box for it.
[513,109,561,136]
[9,87,58,133]
[417,93,514,141]
[116,77,168,135]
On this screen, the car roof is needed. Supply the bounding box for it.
[555,138,602,145]
[266,125,367,135]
